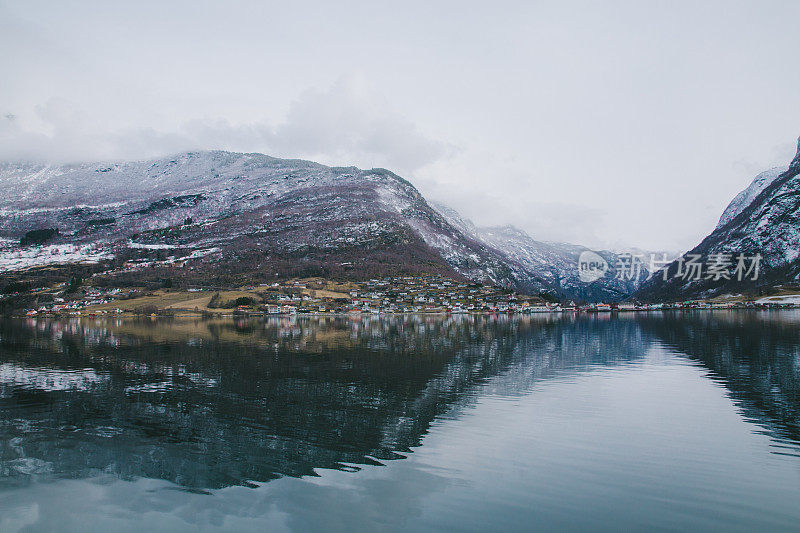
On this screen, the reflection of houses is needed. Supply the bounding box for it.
[266,304,296,314]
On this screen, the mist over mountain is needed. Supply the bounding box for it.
[4,139,798,304]
[430,203,653,302]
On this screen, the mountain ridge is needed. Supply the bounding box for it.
[636,136,800,301]
[430,202,655,302]
[0,151,554,295]
[8,145,790,304]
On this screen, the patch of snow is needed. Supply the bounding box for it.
[127,242,177,250]
[755,294,800,304]
[0,244,113,272]
[784,247,800,263]
[375,186,410,214]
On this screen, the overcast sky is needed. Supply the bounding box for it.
[2,0,799,251]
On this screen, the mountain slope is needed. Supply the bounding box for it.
[637,137,800,301]
[0,151,551,293]
[431,203,650,302]
[715,166,786,229]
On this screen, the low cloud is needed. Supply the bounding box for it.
[0,76,450,174]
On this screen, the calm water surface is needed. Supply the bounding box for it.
[1,312,799,532]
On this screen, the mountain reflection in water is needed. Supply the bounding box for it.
[1,312,799,494]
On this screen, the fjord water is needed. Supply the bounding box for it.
[1,313,799,532]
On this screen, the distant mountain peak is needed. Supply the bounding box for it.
[429,203,653,302]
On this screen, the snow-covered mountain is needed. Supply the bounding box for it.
[715,166,787,229]
[637,137,800,301]
[0,151,552,293]
[431,203,651,302]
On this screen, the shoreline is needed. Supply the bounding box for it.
[11,305,799,320]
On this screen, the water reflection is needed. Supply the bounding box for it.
[640,311,800,454]
[1,312,799,492]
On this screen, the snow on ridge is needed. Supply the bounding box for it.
[716,166,786,229]
[0,151,379,210]
[0,201,130,216]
